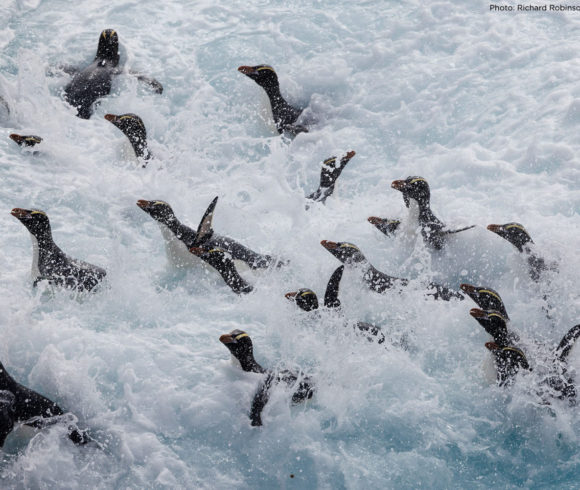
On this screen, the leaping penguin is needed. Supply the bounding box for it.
[62,29,162,119]
[487,223,553,282]
[219,329,314,426]
[307,151,356,204]
[11,208,106,292]
[320,240,464,301]
[0,361,90,447]
[285,265,386,344]
[105,113,151,164]
[368,176,475,250]
[237,65,307,135]
[137,197,283,270]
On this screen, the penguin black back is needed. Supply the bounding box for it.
[469,308,511,347]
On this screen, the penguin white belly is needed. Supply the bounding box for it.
[400,201,420,241]
[29,234,41,281]
[156,223,201,268]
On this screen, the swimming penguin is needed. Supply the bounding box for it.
[285,265,386,344]
[137,197,282,270]
[189,246,253,294]
[487,223,551,282]
[484,342,531,388]
[62,29,163,119]
[219,329,314,426]
[0,361,90,447]
[104,113,151,164]
[369,177,475,250]
[307,151,356,204]
[237,65,307,135]
[11,208,106,291]
[320,240,464,301]
[9,134,43,148]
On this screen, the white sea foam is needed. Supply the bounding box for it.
[0,0,579,487]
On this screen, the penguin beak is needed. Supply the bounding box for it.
[391,180,406,191]
[320,240,338,250]
[344,150,356,160]
[485,342,500,351]
[104,114,120,125]
[219,334,235,344]
[237,66,257,76]
[136,200,152,210]
[487,224,503,234]
[11,208,30,219]
[367,217,383,226]
[189,246,204,256]
[460,284,476,294]
[9,134,26,145]
[285,291,297,301]
[469,308,486,319]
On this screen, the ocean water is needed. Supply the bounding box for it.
[1,0,580,487]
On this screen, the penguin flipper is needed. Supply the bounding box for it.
[193,196,218,246]
[442,225,477,235]
[556,325,580,362]
[324,265,344,308]
[128,70,164,94]
[285,124,309,135]
[250,373,275,426]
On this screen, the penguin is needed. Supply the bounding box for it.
[0,361,90,447]
[307,151,356,204]
[104,113,151,164]
[369,177,475,250]
[487,223,550,282]
[62,29,163,119]
[320,240,464,301]
[285,265,386,344]
[469,309,580,399]
[219,329,314,426]
[237,65,307,135]
[137,197,282,270]
[11,208,106,292]
[189,246,253,295]
[9,134,43,148]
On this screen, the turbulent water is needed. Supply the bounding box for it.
[1,0,580,487]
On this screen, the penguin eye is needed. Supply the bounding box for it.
[408,178,426,185]
[153,201,168,206]
[488,312,507,322]
[505,224,526,233]
[300,291,314,297]
[257,66,275,73]
[322,157,337,168]
[30,210,47,216]
[234,333,248,340]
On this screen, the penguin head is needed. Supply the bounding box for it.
[487,223,533,252]
[11,208,51,237]
[105,113,147,146]
[136,200,176,225]
[238,65,279,90]
[460,284,509,319]
[469,308,510,347]
[391,176,430,208]
[321,240,366,265]
[485,342,530,386]
[285,289,319,311]
[95,29,120,66]
[219,329,256,370]
[9,134,42,147]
